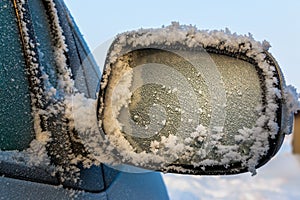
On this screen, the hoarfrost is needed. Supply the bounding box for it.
[285,85,300,115]
[97,22,292,174]
[2,0,78,183]
[3,4,295,182]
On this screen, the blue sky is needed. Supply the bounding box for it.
[64,0,300,90]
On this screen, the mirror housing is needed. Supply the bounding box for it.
[95,23,295,175]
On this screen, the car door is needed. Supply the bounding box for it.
[0,0,169,199]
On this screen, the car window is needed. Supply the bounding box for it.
[0,0,108,193]
[0,0,34,151]
[28,0,58,88]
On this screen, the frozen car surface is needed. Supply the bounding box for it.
[0,0,168,199]
[1,0,298,199]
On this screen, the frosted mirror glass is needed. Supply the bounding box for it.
[97,27,287,175]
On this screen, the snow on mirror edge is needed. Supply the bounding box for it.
[95,23,299,174]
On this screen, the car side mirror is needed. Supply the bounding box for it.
[93,23,297,175]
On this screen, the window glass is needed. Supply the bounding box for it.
[28,0,58,87]
[0,0,34,150]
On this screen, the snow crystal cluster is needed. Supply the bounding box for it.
[285,85,300,115]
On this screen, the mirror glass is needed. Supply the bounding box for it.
[100,48,269,173]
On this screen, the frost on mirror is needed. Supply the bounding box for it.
[96,24,288,175]
[100,48,264,171]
